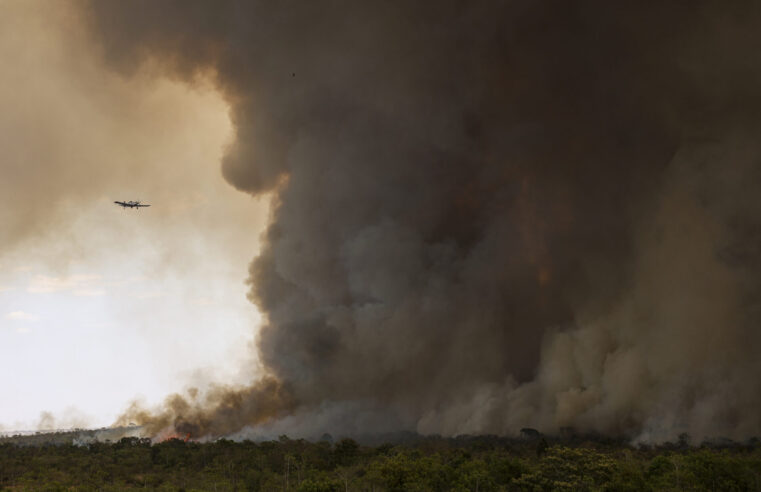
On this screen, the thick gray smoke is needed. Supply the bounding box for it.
[88,1,761,442]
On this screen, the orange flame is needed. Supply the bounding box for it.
[156,431,192,443]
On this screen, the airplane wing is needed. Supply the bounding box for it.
[137,204,151,207]
[114,201,128,207]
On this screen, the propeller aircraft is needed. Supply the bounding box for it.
[114,200,151,209]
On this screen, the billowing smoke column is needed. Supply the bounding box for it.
[88,1,761,442]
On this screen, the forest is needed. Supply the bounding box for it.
[1,431,760,491]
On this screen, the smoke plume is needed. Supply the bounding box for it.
[88,1,761,442]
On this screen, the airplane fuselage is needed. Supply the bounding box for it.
[114,200,151,209]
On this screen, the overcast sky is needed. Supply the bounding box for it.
[0,1,268,431]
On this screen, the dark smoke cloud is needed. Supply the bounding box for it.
[117,376,294,438]
[90,0,761,442]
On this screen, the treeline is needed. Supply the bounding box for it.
[1,433,760,491]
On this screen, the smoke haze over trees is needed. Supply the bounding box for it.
[83,1,761,442]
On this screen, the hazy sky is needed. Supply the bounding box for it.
[5,0,761,443]
[0,1,268,430]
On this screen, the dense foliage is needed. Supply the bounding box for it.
[1,432,760,491]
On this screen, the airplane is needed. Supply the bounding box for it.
[114,200,151,209]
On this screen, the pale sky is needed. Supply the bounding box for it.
[0,1,269,430]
